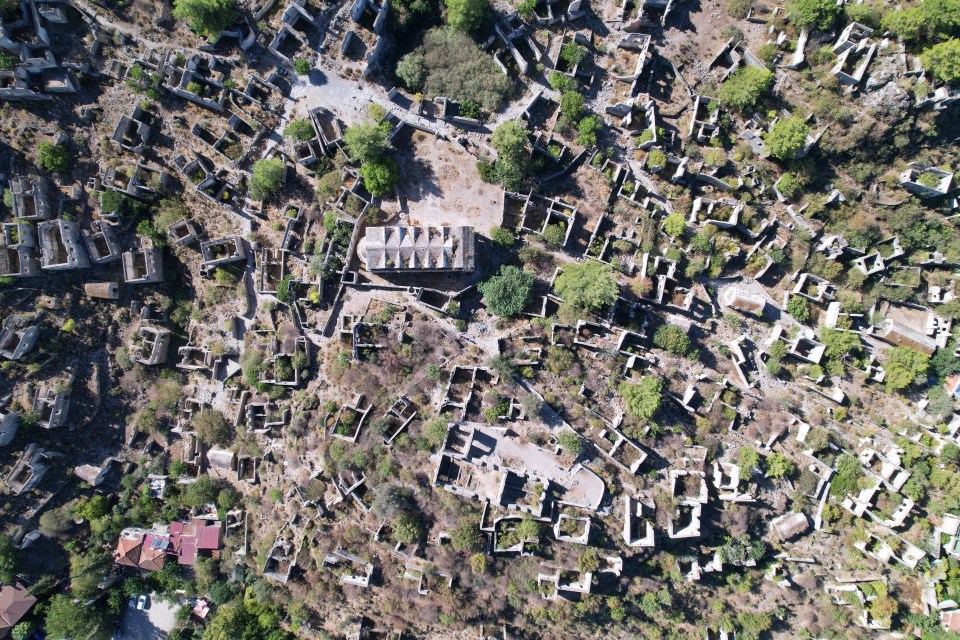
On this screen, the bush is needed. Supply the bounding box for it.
[560,42,586,68]
[560,90,585,126]
[653,325,691,355]
[445,0,489,32]
[718,66,774,112]
[786,295,810,322]
[479,265,534,316]
[881,7,925,43]
[646,148,667,170]
[554,260,618,312]
[542,223,566,246]
[765,452,795,478]
[37,141,69,173]
[405,27,513,111]
[662,213,686,238]
[846,1,884,28]
[765,117,809,160]
[173,0,236,36]
[250,158,285,200]
[548,71,576,92]
[787,0,840,30]
[777,172,802,199]
[293,58,310,75]
[619,376,663,421]
[517,0,536,18]
[490,226,514,247]
[726,0,751,18]
[283,119,314,142]
[557,430,582,454]
[921,39,960,84]
[703,147,727,167]
[577,114,602,147]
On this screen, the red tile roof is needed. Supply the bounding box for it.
[0,584,37,637]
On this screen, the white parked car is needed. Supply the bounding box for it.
[136,594,147,610]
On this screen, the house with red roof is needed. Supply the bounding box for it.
[0,583,36,639]
[113,519,223,572]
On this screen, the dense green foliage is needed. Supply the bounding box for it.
[717,66,774,112]
[479,265,535,316]
[490,119,529,190]
[445,0,488,32]
[283,119,314,142]
[397,28,513,111]
[172,0,236,36]
[653,325,691,356]
[922,39,960,83]
[787,0,840,30]
[619,376,663,421]
[764,117,810,160]
[358,157,399,196]
[554,260,618,312]
[250,158,285,200]
[884,347,930,391]
[37,141,69,173]
[0,535,16,584]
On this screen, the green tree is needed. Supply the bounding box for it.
[765,452,795,478]
[646,148,667,170]
[786,295,810,323]
[396,52,428,91]
[554,260,618,312]
[250,158,285,200]
[0,536,17,584]
[618,377,663,421]
[881,7,925,43]
[445,0,488,32]
[173,0,236,37]
[560,42,586,68]
[830,453,864,496]
[662,213,686,238]
[516,518,541,541]
[920,0,960,39]
[492,119,529,164]
[343,122,391,163]
[393,512,424,543]
[37,141,69,173]
[922,39,960,83]
[283,119,314,142]
[11,622,33,640]
[358,156,399,196]
[653,325,691,356]
[718,66,774,112]
[517,0,536,18]
[764,117,810,161]
[469,552,487,573]
[451,523,485,552]
[787,0,839,30]
[479,266,534,316]
[45,594,106,640]
[579,547,601,573]
[884,346,930,391]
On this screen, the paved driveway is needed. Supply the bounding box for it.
[121,593,179,640]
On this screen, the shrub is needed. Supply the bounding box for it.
[703,147,727,167]
[194,409,232,446]
[846,1,884,28]
[173,0,236,36]
[718,66,774,112]
[646,148,667,170]
[554,260,618,312]
[777,172,802,199]
[293,58,310,75]
[662,213,686,238]
[517,0,536,18]
[479,265,534,316]
[250,158,285,200]
[557,430,582,454]
[765,452,795,478]
[765,117,809,160]
[37,141,69,173]
[548,71,576,92]
[560,90,585,126]
[787,0,840,30]
[542,223,566,246]
[881,7,925,43]
[560,42,586,68]
[619,376,663,421]
[726,0,751,18]
[283,119,314,142]
[490,226,514,247]
[577,114,602,147]
[653,325,691,355]
[786,295,810,322]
